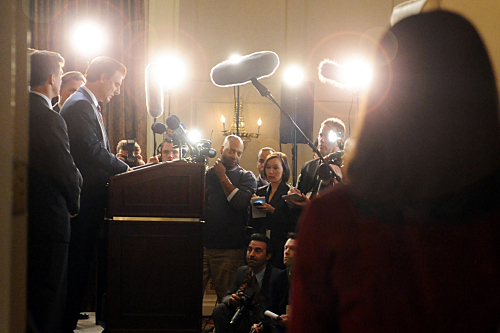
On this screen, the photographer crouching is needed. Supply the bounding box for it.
[213,234,281,333]
[115,139,146,167]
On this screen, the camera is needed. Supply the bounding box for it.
[123,139,138,167]
[230,287,255,325]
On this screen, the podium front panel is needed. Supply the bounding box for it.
[109,162,205,218]
[106,220,203,332]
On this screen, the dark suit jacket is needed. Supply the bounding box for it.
[296,158,321,195]
[28,92,82,243]
[60,87,127,203]
[269,269,290,317]
[222,264,283,319]
[261,269,290,333]
[252,183,299,269]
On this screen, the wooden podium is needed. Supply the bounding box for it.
[106,162,205,333]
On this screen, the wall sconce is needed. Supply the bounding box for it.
[221,86,261,142]
[221,102,261,142]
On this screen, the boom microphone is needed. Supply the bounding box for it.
[151,121,167,134]
[145,62,164,118]
[211,51,280,87]
[318,59,348,89]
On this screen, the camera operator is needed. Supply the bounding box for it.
[116,139,146,167]
[213,233,282,333]
[287,117,345,208]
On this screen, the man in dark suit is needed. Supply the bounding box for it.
[27,50,82,333]
[213,233,282,333]
[256,147,274,187]
[251,233,297,333]
[60,56,129,332]
[53,71,86,113]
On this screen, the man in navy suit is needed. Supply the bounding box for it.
[27,50,82,333]
[61,56,129,332]
[213,234,282,333]
[53,71,86,113]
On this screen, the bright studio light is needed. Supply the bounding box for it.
[155,53,188,91]
[328,130,338,143]
[228,54,242,63]
[341,58,373,88]
[71,22,106,57]
[283,65,304,87]
[188,129,201,143]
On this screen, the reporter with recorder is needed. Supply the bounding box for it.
[250,152,299,269]
[213,234,281,333]
[251,233,297,333]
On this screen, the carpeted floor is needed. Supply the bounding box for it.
[74,313,215,332]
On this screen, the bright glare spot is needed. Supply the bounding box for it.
[257,118,262,126]
[188,129,201,143]
[341,58,373,88]
[229,54,242,63]
[221,115,226,123]
[328,130,338,143]
[155,53,188,90]
[283,66,304,87]
[72,22,106,57]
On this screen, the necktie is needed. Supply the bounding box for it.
[249,274,265,322]
[95,104,110,151]
[97,104,103,120]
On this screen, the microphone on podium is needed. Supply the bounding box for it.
[210,51,280,87]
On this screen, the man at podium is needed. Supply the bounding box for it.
[203,135,257,302]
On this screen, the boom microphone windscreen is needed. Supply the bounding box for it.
[211,51,280,87]
[145,62,164,118]
[318,59,348,89]
[151,121,167,134]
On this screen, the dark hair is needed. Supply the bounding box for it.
[156,139,179,155]
[287,232,297,240]
[258,147,275,156]
[85,56,127,82]
[30,50,65,87]
[116,140,141,154]
[263,152,290,183]
[61,71,86,88]
[249,233,271,255]
[321,117,346,136]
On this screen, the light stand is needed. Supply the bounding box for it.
[291,90,298,185]
[251,78,332,181]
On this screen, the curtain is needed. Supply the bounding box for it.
[29,0,148,154]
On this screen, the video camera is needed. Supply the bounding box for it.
[230,287,255,326]
[123,139,138,167]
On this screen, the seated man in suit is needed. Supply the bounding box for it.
[213,233,282,333]
[251,233,297,333]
